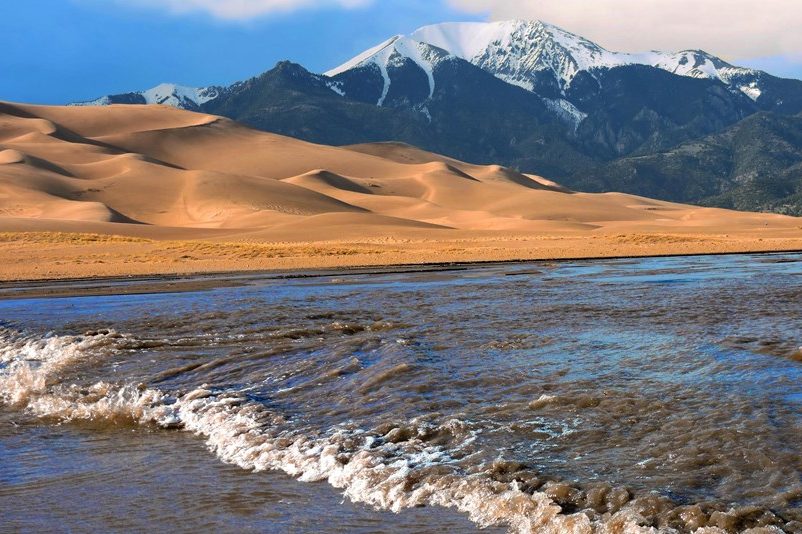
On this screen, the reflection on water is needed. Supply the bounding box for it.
[1,253,801,533]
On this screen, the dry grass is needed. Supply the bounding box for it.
[1,229,802,282]
[0,232,388,257]
[0,232,394,263]
[155,241,389,259]
[0,232,152,244]
[612,234,706,245]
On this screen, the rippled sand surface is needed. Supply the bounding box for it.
[1,254,802,533]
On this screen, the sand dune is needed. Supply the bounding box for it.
[1,101,801,280]
[0,149,25,165]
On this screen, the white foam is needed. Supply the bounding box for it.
[0,327,659,533]
[0,328,122,406]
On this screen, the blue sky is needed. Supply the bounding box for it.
[0,0,480,104]
[2,0,801,105]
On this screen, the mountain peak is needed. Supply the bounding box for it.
[325,35,449,78]
[409,20,609,90]
[271,60,314,78]
[325,35,453,106]
[404,20,764,99]
[71,82,221,109]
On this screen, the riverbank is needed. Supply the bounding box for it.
[2,229,802,295]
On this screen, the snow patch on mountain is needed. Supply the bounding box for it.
[418,105,432,123]
[76,96,112,106]
[740,83,762,101]
[326,81,346,97]
[543,98,588,131]
[141,84,220,107]
[375,57,391,106]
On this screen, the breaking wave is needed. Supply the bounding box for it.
[0,327,793,533]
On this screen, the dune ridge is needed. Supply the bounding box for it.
[1,101,802,280]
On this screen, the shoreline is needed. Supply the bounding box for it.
[2,246,800,300]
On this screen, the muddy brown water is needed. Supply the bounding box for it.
[1,254,801,533]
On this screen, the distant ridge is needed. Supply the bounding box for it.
[67,20,802,215]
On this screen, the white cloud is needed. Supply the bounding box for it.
[446,0,802,61]
[125,0,372,20]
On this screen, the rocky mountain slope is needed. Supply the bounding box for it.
[574,112,802,214]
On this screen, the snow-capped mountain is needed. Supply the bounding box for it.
[409,21,764,101]
[322,32,587,130]
[318,19,782,131]
[325,36,452,105]
[71,83,223,110]
[72,19,794,115]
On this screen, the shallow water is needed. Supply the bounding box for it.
[1,254,802,533]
